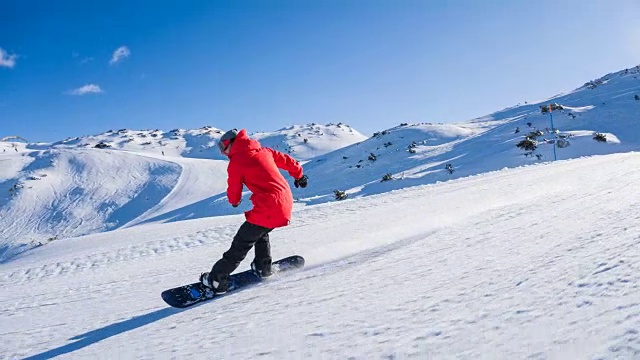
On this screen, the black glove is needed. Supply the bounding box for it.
[294,175,308,188]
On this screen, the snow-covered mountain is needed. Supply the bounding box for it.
[1,65,639,262]
[296,65,640,203]
[253,123,366,161]
[0,124,366,261]
[46,122,366,161]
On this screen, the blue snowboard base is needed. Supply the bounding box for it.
[161,255,304,308]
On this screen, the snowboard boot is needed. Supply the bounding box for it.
[251,258,273,278]
[199,272,229,294]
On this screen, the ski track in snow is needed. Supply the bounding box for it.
[2,153,640,359]
[0,222,245,284]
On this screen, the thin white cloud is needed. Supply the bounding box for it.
[73,51,94,65]
[0,47,17,68]
[68,84,104,96]
[110,46,130,65]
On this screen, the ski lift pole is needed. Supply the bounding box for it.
[549,104,557,161]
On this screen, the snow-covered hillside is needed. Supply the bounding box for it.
[295,65,640,203]
[0,124,366,261]
[47,123,366,162]
[252,123,366,161]
[2,152,640,358]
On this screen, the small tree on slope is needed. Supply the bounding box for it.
[334,190,348,201]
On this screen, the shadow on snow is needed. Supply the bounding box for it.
[23,307,185,360]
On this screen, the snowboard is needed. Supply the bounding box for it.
[161,255,304,308]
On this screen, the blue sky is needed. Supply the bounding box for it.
[1,0,639,142]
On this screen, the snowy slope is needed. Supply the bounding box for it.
[0,124,366,261]
[0,148,184,260]
[252,123,367,161]
[295,65,640,203]
[2,152,640,359]
[47,123,366,162]
[48,126,228,160]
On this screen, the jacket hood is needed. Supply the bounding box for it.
[228,129,261,157]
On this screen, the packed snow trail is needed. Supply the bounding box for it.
[118,152,230,227]
[1,153,640,358]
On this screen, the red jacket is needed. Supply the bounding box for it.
[226,129,304,228]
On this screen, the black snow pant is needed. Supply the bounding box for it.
[210,221,272,279]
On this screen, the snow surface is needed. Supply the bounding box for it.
[2,152,640,359]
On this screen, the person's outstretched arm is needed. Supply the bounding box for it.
[267,148,304,180]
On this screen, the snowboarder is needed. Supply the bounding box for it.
[200,129,308,293]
